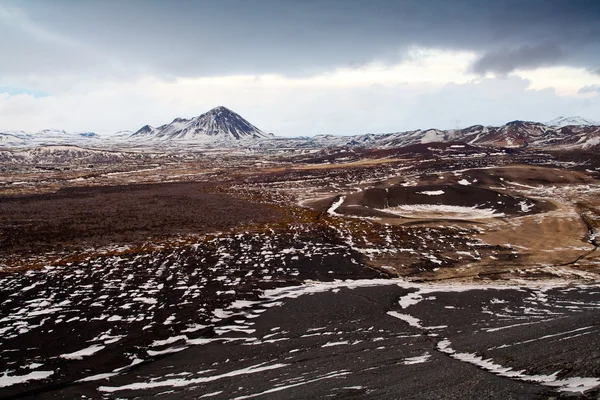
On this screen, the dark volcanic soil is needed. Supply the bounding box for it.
[0,182,282,256]
[1,151,599,399]
[0,227,388,399]
[27,283,600,400]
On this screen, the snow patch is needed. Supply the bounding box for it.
[417,190,445,196]
[403,354,432,365]
[99,362,288,393]
[60,344,105,360]
[437,338,600,393]
[384,204,504,219]
[0,370,54,388]
[327,196,345,216]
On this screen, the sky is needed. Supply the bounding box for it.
[1,0,600,136]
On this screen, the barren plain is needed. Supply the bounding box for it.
[0,144,599,399]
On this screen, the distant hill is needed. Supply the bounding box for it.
[545,116,599,127]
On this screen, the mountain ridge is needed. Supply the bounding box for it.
[320,119,600,150]
[1,114,599,151]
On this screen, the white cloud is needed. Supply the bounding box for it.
[295,48,477,87]
[1,48,599,136]
[515,66,600,96]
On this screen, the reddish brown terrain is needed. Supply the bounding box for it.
[0,143,599,399]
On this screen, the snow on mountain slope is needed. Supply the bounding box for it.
[307,120,600,151]
[545,116,599,127]
[469,121,550,148]
[2,114,599,151]
[0,130,105,148]
[131,106,271,141]
[0,132,30,147]
[0,145,154,165]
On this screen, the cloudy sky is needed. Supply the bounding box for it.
[1,0,600,136]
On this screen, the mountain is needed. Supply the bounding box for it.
[131,106,271,141]
[2,114,599,151]
[545,116,599,127]
[0,129,103,148]
[0,145,152,165]
[468,120,550,148]
[305,120,600,151]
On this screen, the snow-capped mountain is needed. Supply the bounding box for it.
[0,129,102,147]
[131,106,271,141]
[0,145,153,165]
[303,119,600,151]
[545,116,599,127]
[2,114,599,151]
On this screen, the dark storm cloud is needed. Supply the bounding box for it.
[471,42,564,75]
[1,0,600,80]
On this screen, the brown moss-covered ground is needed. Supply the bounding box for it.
[0,182,283,258]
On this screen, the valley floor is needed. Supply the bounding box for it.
[0,145,599,399]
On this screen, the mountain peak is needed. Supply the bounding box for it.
[197,106,244,122]
[545,116,598,127]
[207,106,233,114]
